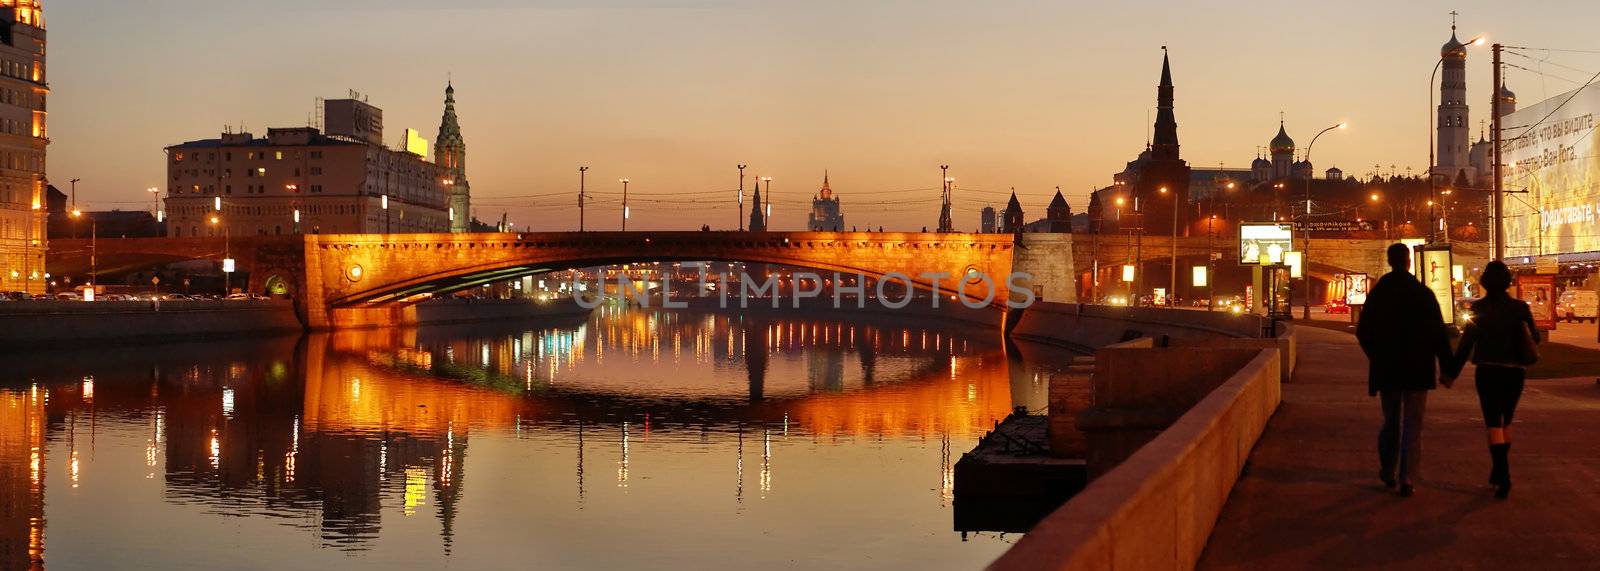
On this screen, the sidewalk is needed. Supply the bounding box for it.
[1198,325,1600,569]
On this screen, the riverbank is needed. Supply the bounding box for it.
[0,298,592,347]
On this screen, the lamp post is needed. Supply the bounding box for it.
[737,164,747,231]
[762,177,773,224]
[1160,186,1176,307]
[1207,214,1218,311]
[1370,192,1395,239]
[382,193,391,233]
[619,178,630,231]
[578,166,588,232]
[1302,121,1346,318]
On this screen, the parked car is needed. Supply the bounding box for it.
[1325,298,1350,314]
[55,292,82,301]
[1556,289,1598,323]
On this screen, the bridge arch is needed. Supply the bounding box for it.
[303,232,1024,327]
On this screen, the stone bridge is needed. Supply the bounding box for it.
[50,232,1076,329]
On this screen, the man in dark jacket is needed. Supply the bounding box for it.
[1355,243,1454,497]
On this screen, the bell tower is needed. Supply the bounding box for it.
[435,82,471,233]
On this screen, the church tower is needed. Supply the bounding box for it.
[435,82,471,233]
[748,180,766,231]
[1434,16,1471,182]
[1269,122,1295,179]
[1135,48,1191,235]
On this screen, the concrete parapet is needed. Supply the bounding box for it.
[0,300,302,345]
[1006,302,1267,352]
[989,348,1282,571]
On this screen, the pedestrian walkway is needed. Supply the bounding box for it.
[1198,326,1600,569]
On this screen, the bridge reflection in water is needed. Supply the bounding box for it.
[0,307,1072,570]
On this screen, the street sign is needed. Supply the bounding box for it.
[1292,220,1375,232]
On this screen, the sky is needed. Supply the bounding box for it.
[44,0,1600,231]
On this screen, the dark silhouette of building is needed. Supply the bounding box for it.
[748,180,766,231]
[980,206,997,233]
[1044,189,1072,233]
[46,186,165,239]
[806,173,843,231]
[1002,191,1024,234]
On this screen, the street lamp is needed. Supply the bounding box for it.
[1301,121,1346,318]
[762,177,773,221]
[210,215,232,296]
[382,193,391,233]
[1162,186,1178,307]
[619,178,630,231]
[1370,192,1395,239]
[579,166,589,232]
[737,164,746,231]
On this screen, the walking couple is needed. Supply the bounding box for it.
[1356,243,1537,499]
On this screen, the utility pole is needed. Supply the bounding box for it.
[738,164,747,231]
[938,165,953,233]
[578,166,588,232]
[620,178,630,231]
[1169,188,1177,307]
[1491,43,1505,261]
[70,178,80,239]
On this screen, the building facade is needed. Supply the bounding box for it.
[806,173,843,231]
[1433,21,1471,183]
[0,1,46,294]
[165,93,464,238]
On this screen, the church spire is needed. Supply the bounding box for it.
[436,80,470,232]
[748,180,766,231]
[1151,46,1180,161]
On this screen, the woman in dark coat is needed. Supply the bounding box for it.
[1450,261,1538,499]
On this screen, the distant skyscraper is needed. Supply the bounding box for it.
[806,172,843,231]
[435,82,471,233]
[980,206,997,233]
[1433,18,1470,183]
[0,1,46,294]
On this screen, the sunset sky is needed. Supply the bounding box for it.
[45,0,1600,231]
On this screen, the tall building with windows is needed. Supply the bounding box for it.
[1433,20,1471,183]
[164,96,456,237]
[0,1,46,294]
[806,172,843,231]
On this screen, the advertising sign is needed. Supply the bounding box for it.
[1416,246,1453,324]
[1345,273,1369,305]
[1502,85,1600,258]
[1517,274,1558,331]
[1293,220,1375,232]
[1240,223,1293,265]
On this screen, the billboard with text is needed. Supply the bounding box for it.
[1502,85,1600,257]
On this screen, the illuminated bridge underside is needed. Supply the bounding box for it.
[307,231,1021,325]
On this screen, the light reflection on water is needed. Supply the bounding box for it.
[0,306,1073,570]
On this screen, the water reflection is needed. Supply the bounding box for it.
[0,306,1069,570]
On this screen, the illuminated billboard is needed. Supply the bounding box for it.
[1239,223,1293,265]
[405,128,429,159]
[1502,85,1600,257]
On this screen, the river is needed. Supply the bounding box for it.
[0,305,1077,570]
